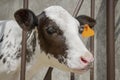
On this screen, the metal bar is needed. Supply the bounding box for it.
[70,73,75,80]
[106,0,115,80]
[20,0,29,80]
[44,67,53,80]
[20,31,27,80]
[90,0,95,80]
[43,67,53,80]
[73,0,84,17]
[23,0,28,9]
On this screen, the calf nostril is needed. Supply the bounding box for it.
[80,57,88,64]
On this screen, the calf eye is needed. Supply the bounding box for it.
[46,27,57,35]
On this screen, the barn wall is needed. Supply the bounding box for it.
[115,0,120,80]
[0,0,120,80]
[94,0,107,80]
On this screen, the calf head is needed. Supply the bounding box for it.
[14,6,96,72]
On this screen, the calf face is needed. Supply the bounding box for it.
[14,6,96,72]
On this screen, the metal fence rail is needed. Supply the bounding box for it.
[106,0,115,80]
[20,0,29,80]
[90,0,95,80]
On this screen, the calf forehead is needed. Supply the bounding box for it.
[44,6,80,31]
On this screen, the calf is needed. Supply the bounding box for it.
[0,6,96,80]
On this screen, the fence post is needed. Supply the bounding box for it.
[90,0,95,80]
[43,67,53,80]
[106,0,115,80]
[20,0,29,80]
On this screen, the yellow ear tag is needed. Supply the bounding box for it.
[82,24,94,38]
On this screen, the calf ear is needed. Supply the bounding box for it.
[76,15,96,28]
[14,9,38,31]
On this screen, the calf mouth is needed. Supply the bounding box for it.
[71,62,93,73]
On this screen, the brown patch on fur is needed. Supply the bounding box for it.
[37,12,68,63]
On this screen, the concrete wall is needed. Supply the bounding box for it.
[0,0,120,80]
[115,0,120,80]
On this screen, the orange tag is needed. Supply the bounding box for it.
[82,24,94,38]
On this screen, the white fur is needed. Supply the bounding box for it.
[45,6,92,69]
[0,20,21,73]
[0,6,93,80]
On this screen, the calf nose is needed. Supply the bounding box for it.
[80,52,94,64]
